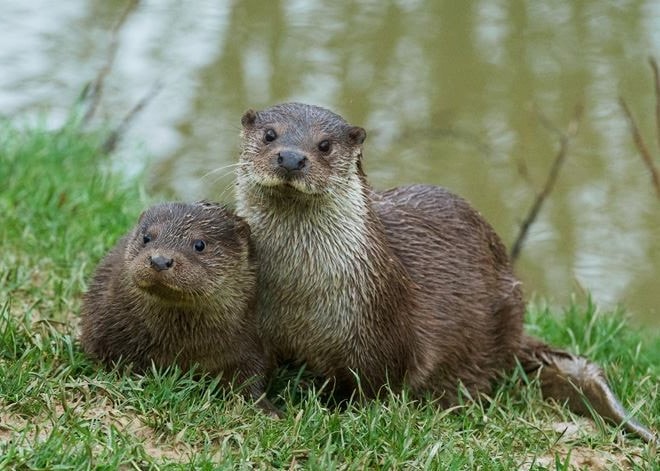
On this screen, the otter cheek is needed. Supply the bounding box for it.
[244,157,285,188]
[130,261,152,289]
[133,276,151,289]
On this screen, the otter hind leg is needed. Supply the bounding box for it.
[518,336,657,444]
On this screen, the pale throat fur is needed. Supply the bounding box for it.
[235,146,414,372]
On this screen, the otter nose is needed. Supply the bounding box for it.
[277,150,307,172]
[150,255,174,271]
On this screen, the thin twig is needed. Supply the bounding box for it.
[510,105,583,263]
[81,0,140,125]
[619,96,660,200]
[515,157,533,187]
[649,57,660,152]
[100,81,162,155]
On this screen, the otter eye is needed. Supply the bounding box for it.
[264,129,277,143]
[318,140,331,153]
[193,240,206,252]
[142,234,152,244]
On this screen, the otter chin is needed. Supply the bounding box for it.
[235,101,657,442]
[133,278,187,303]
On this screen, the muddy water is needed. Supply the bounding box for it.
[2,0,658,328]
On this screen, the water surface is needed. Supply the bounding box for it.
[2,0,658,328]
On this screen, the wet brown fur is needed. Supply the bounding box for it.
[80,202,276,413]
[236,102,656,441]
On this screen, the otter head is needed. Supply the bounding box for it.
[238,102,367,198]
[125,202,254,306]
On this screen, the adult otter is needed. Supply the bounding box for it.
[235,102,656,442]
[80,201,277,414]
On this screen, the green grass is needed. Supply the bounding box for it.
[0,121,658,470]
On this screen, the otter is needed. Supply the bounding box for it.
[80,201,277,415]
[235,102,656,442]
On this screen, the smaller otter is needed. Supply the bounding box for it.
[80,201,277,414]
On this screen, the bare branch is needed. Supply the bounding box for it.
[649,57,660,152]
[81,0,140,125]
[515,157,533,187]
[619,96,660,200]
[100,81,162,155]
[510,105,583,263]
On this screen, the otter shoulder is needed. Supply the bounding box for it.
[373,183,511,270]
[375,184,466,213]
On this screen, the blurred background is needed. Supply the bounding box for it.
[1,0,658,328]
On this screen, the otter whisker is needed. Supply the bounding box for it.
[201,161,248,180]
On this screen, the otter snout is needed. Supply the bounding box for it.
[277,150,307,172]
[149,254,174,271]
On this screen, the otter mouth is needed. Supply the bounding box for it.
[272,181,321,197]
[134,277,194,304]
[252,173,321,196]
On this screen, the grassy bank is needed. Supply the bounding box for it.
[0,122,657,469]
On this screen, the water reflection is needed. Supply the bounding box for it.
[1,0,658,327]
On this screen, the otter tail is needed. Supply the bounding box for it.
[518,335,657,444]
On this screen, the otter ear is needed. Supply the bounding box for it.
[348,126,366,145]
[234,216,252,240]
[196,200,236,223]
[195,199,222,210]
[241,109,258,128]
[137,208,148,224]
